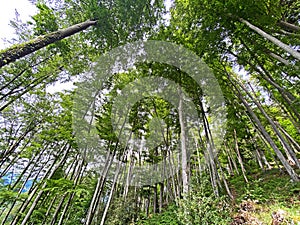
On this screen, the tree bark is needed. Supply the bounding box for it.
[278,20,300,32]
[275,122,300,151]
[224,68,299,181]
[224,142,239,175]
[242,81,300,169]
[266,51,291,66]
[20,145,70,225]
[234,129,249,183]
[238,17,300,61]
[0,20,97,68]
[178,87,189,195]
[230,44,300,123]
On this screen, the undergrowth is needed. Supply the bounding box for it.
[229,168,300,224]
[138,169,300,224]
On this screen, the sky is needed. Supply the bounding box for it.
[0,0,37,49]
[0,0,173,93]
[0,0,70,93]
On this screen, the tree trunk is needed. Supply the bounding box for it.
[0,20,97,68]
[275,121,300,153]
[239,90,298,181]
[255,149,264,170]
[178,87,189,195]
[258,148,272,170]
[234,129,249,183]
[225,142,239,175]
[224,68,299,181]
[159,182,163,213]
[241,81,300,169]
[229,44,300,123]
[266,51,291,66]
[20,145,71,225]
[278,20,300,32]
[99,163,121,225]
[153,184,158,213]
[238,17,300,61]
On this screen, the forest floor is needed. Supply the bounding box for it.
[229,168,300,224]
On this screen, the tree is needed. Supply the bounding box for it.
[1,0,300,224]
[0,20,97,68]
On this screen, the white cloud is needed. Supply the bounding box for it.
[0,0,37,49]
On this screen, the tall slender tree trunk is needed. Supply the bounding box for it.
[239,80,300,169]
[229,46,300,123]
[254,149,264,170]
[275,121,300,153]
[234,129,249,183]
[159,182,163,213]
[0,20,97,68]
[224,68,299,181]
[19,146,70,225]
[99,163,121,225]
[198,100,221,195]
[258,148,272,170]
[85,149,114,225]
[178,87,189,195]
[238,17,300,61]
[153,184,158,213]
[266,51,291,66]
[225,142,239,175]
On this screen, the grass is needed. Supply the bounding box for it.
[229,168,300,224]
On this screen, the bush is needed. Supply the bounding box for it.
[177,177,232,225]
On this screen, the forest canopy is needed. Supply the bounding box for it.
[0,0,299,224]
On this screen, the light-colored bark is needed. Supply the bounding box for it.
[267,51,291,66]
[238,17,300,61]
[159,182,163,213]
[178,87,189,195]
[255,149,264,170]
[276,121,300,153]
[234,129,249,183]
[225,143,239,175]
[225,68,299,181]
[241,81,300,169]
[99,162,121,225]
[259,148,272,169]
[20,145,71,225]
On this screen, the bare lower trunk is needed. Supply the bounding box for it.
[276,122,300,153]
[224,68,299,181]
[234,129,248,183]
[18,145,70,225]
[99,162,122,225]
[266,51,291,66]
[159,182,163,213]
[255,149,264,170]
[240,81,300,169]
[259,148,272,169]
[178,87,189,195]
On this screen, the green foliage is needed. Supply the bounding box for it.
[32,3,59,35]
[177,176,232,225]
[137,204,180,225]
[1,0,300,224]
[230,169,300,204]
[106,196,141,225]
[0,179,28,203]
[136,177,232,225]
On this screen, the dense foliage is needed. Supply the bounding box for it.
[0,0,299,224]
